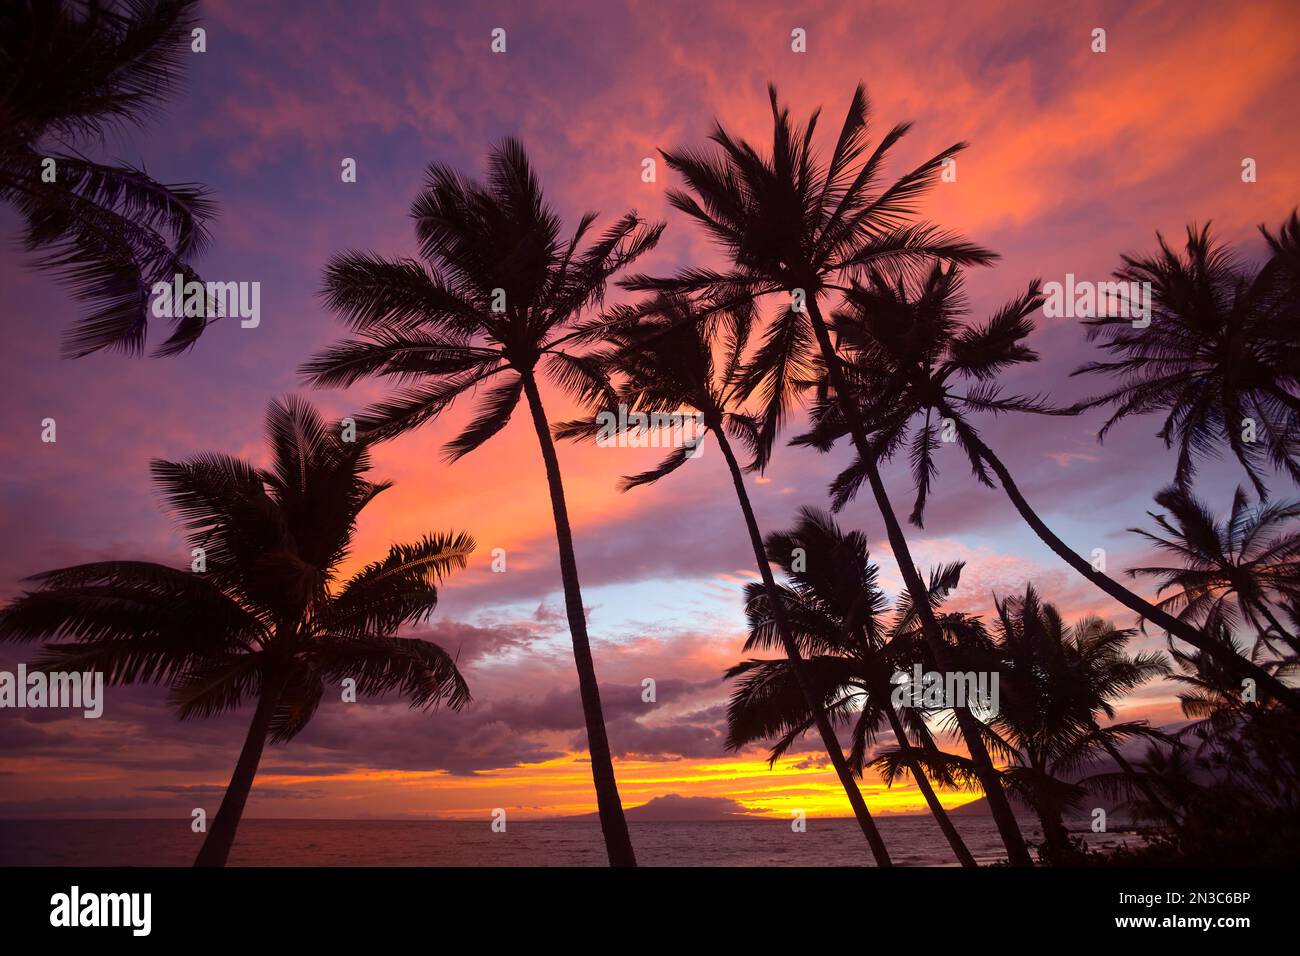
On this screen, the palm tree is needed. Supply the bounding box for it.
[556,299,893,863]
[1166,632,1300,804]
[1061,618,1180,828]
[1133,632,1300,863]
[300,139,662,867]
[1119,743,1203,825]
[1129,485,1300,660]
[978,588,1167,862]
[0,0,217,356]
[1071,218,1300,497]
[796,262,1300,712]
[721,506,978,866]
[624,84,1032,863]
[0,396,474,866]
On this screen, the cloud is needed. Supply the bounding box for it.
[1,0,1286,821]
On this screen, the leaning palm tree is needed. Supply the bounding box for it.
[722,506,978,866]
[300,139,662,867]
[0,0,217,356]
[1071,217,1300,497]
[796,262,1300,712]
[624,83,1032,863]
[1129,485,1300,660]
[556,297,893,864]
[0,396,474,866]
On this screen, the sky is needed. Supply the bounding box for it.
[1,0,1298,824]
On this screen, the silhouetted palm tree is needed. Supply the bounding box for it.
[300,139,662,867]
[1071,217,1300,496]
[795,263,1049,522]
[1062,618,1179,828]
[978,588,1167,862]
[0,0,217,355]
[624,84,1031,862]
[1128,486,1300,665]
[797,262,1300,711]
[1126,744,1203,824]
[1166,632,1300,805]
[0,396,473,866]
[1129,485,1300,661]
[557,306,892,864]
[721,506,978,866]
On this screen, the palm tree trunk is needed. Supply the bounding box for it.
[521,372,637,868]
[193,686,280,867]
[805,296,1034,866]
[714,427,892,865]
[881,702,978,866]
[1023,751,1072,864]
[1033,801,1071,864]
[947,415,1300,715]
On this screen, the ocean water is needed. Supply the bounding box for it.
[0,817,1148,867]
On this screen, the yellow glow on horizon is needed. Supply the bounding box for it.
[250,752,986,820]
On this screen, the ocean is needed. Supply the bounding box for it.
[0,817,1147,866]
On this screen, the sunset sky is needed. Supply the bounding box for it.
[1,0,1297,823]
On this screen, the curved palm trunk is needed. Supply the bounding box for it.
[193,687,280,867]
[880,702,978,866]
[715,428,892,865]
[521,373,636,868]
[952,421,1300,715]
[806,297,1034,866]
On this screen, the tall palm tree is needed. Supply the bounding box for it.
[300,139,662,867]
[1071,218,1300,497]
[973,587,1167,862]
[556,298,893,863]
[0,0,217,356]
[721,506,978,866]
[1129,485,1300,659]
[624,83,1033,863]
[796,262,1300,711]
[0,396,474,866]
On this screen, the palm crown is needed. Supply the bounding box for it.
[621,84,997,431]
[1071,217,1300,497]
[725,507,943,773]
[1128,484,1300,659]
[0,396,473,738]
[988,590,1166,771]
[554,291,772,484]
[0,0,217,356]
[794,263,1052,524]
[624,84,993,301]
[301,138,663,451]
